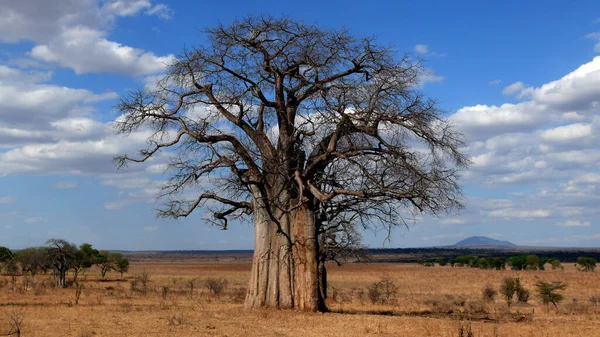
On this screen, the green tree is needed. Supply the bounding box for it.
[535,281,567,309]
[72,243,101,282]
[500,277,517,307]
[576,257,597,272]
[507,255,527,270]
[116,257,130,278]
[114,16,468,311]
[0,246,13,272]
[548,258,562,270]
[15,247,44,277]
[526,255,540,270]
[97,251,118,278]
[436,258,447,266]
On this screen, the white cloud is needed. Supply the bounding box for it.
[30,27,174,76]
[145,4,173,19]
[502,81,525,95]
[0,0,173,76]
[0,0,172,43]
[53,181,78,189]
[414,44,428,54]
[488,208,551,219]
[559,220,591,227]
[540,123,593,143]
[0,196,16,204]
[438,218,467,226]
[144,225,159,232]
[500,82,533,98]
[488,79,501,86]
[24,216,45,223]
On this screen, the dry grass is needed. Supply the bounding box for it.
[0,261,598,336]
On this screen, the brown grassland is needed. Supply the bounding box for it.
[0,259,599,336]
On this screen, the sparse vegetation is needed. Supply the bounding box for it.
[367,276,398,304]
[482,285,497,302]
[535,281,567,309]
[205,277,228,296]
[0,254,598,336]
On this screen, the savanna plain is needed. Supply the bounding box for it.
[1,256,599,337]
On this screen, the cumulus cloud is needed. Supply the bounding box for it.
[30,26,174,76]
[0,0,173,76]
[502,81,525,95]
[414,44,428,54]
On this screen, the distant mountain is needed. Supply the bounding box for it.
[454,236,517,248]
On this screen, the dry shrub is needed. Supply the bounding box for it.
[367,276,398,304]
[205,277,228,296]
[119,302,133,313]
[458,322,474,337]
[230,287,246,303]
[74,282,84,305]
[482,285,497,303]
[161,286,169,300]
[425,298,455,313]
[6,311,24,337]
[165,313,187,326]
[34,282,46,296]
[465,299,487,314]
[564,298,589,315]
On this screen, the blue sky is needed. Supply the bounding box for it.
[1,0,599,250]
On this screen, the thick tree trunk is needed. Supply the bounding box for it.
[245,189,325,311]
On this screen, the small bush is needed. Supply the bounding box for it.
[165,313,186,326]
[458,322,474,337]
[6,311,24,337]
[74,282,84,305]
[367,276,398,304]
[230,287,246,303]
[205,277,228,296]
[482,285,497,302]
[590,295,599,311]
[161,286,169,300]
[515,278,530,303]
[500,277,517,306]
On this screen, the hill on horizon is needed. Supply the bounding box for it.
[453,236,517,247]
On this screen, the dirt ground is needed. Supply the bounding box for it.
[0,261,599,336]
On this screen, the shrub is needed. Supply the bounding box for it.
[74,282,84,305]
[205,277,228,296]
[515,278,530,303]
[548,258,563,270]
[482,285,497,302]
[367,276,398,304]
[535,281,567,309]
[590,295,599,312]
[500,277,517,306]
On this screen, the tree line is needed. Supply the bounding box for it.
[0,239,129,288]
[419,254,596,271]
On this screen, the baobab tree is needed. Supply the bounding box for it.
[115,16,468,312]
